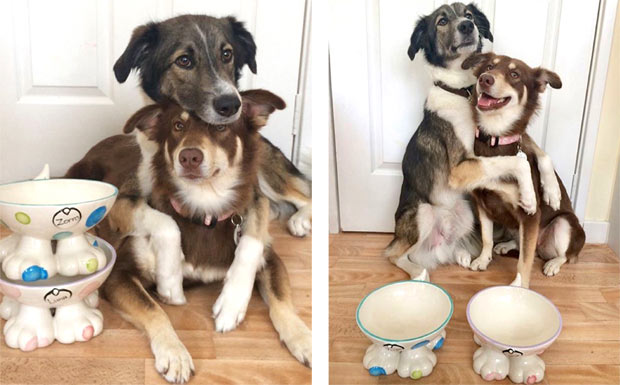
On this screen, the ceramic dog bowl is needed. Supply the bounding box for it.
[0,235,116,351]
[356,280,453,379]
[0,176,117,281]
[466,286,562,384]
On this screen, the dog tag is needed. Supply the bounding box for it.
[516,150,527,159]
[231,214,243,245]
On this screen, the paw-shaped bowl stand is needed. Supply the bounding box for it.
[0,165,117,281]
[356,280,453,379]
[0,235,116,351]
[467,286,562,384]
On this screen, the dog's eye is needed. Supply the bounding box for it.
[222,49,233,63]
[215,125,226,132]
[175,55,193,68]
[464,13,473,20]
[174,121,185,131]
[437,17,448,26]
[486,64,493,71]
[510,71,520,79]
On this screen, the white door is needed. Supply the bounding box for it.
[0,0,306,183]
[330,0,600,231]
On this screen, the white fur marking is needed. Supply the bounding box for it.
[212,235,265,332]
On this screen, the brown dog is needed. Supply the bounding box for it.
[449,53,585,288]
[72,90,311,383]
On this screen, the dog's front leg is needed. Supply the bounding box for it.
[449,156,537,214]
[213,235,265,332]
[213,193,270,332]
[470,206,494,271]
[525,136,561,210]
[516,213,541,288]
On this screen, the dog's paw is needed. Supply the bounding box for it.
[508,354,545,384]
[411,268,430,282]
[543,257,567,277]
[286,328,312,367]
[212,285,251,333]
[157,283,187,306]
[455,249,472,268]
[473,346,509,381]
[470,256,491,271]
[287,206,312,237]
[541,182,561,211]
[518,191,537,215]
[493,240,518,255]
[151,334,195,384]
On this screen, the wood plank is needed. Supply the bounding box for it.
[329,232,620,385]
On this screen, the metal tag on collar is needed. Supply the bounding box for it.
[231,214,243,245]
[516,140,527,159]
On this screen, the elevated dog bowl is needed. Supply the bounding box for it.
[0,176,117,281]
[0,235,116,351]
[467,286,562,384]
[356,280,453,379]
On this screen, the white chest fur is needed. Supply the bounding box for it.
[426,86,475,155]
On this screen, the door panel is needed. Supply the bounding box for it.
[0,0,305,183]
[331,0,599,231]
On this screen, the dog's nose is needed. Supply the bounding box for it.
[479,73,495,87]
[179,148,204,169]
[213,94,241,117]
[458,20,474,35]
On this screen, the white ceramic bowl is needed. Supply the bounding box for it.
[356,280,453,349]
[0,178,117,240]
[0,236,116,308]
[467,286,562,355]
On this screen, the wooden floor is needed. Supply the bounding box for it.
[0,223,312,385]
[329,232,620,385]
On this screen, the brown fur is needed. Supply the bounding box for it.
[68,91,311,382]
[458,52,585,287]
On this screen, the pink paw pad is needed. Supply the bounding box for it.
[82,325,94,340]
[38,337,51,348]
[23,336,38,352]
[527,375,537,384]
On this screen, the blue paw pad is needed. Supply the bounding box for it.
[22,265,48,281]
[93,240,98,247]
[433,337,445,350]
[412,340,430,350]
[369,366,386,376]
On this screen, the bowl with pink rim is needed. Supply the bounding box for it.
[0,235,116,308]
[466,285,562,384]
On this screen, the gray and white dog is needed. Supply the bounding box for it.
[383,3,555,280]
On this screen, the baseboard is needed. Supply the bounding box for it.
[584,221,610,244]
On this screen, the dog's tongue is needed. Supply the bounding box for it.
[478,93,501,108]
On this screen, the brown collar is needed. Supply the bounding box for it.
[434,81,473,99]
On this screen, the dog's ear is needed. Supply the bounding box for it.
[408,17,429,61]
[241,89,286,130]
[462,52,493,71]
[533,68,562,92]
[123,104,162,139]
[227,17,257,79]
[467,3,493,42]
[114,23,159,83]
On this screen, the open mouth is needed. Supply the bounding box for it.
[477,93,511,111]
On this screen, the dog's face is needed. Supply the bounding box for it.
[114,15,257,125]
[408,2,493,67]
[123,90,284,212]
[462,52,562,135]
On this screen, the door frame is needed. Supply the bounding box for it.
[329,0,619,236]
